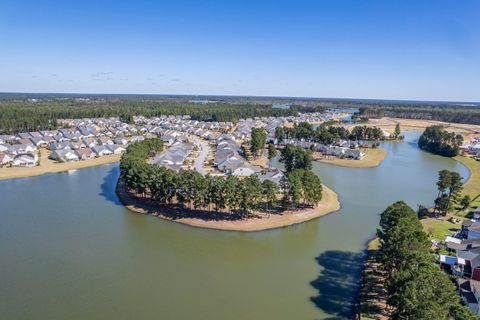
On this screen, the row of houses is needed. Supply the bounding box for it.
[49,144,127,162]
[215,136,261,177]
[134,115,233,141]
[280,138,366,160]
[439,210,480,315]
[150,138,195,171]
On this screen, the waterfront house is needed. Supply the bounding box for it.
[0,152,14,167]
[107,144,126,154]
[344,149,365,160]
[75,148,95,160]
[92,145,113,157]
[49,150,80,162]
[82,138,98,148]
[12,153,38,167]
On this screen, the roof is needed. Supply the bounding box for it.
[464,220,475,228]
[469,222,480,232]
[457,247,480,261]
[439,254,458,265]
[458,279,478,304]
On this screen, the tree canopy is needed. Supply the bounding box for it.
[418,126,463,157]
[376,201,475,320]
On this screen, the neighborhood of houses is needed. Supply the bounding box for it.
[0,109,361,184]
[439,209,480,315]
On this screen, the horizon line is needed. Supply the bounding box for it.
[0,91,479,105]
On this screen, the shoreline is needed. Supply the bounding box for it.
[314,147,388,168]
[0,154,121,181]
[116,178,340,232]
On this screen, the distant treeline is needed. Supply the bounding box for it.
[0,99,299,134]
[358,104,480,125]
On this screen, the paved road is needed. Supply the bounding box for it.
[191,136,210,175]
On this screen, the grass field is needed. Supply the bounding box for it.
[421,155,480,240]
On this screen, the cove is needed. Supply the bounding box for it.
[0,132,469,320]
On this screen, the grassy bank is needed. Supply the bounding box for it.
[420,155,480,240]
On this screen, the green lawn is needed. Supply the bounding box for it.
[455,155,480,208]
[421,218,461,240]
[421,155,480,240]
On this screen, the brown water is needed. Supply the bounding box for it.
[0,132,469,319]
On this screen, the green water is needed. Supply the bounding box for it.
[0,132,469,319]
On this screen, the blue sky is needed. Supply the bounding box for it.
[0,0,479,101]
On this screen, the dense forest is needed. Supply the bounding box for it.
[359,104,480,125]
[0,99,298,134]
[275,122,385,144]
[376,201,475,319]
[418,125,463,157]
[120,139,323,214]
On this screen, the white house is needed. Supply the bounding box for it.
[49,150,79,162]
[92,146,113,157]
[75,148,95,160]
[107,144,126,154]
[12,153,38,167]
[0,152,14,167]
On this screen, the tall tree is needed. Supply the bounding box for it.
[267,143,277,167]
[250,127,267,158]
[262,180,278,213]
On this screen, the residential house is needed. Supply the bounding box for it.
[29,137,48,147]
[12,153,38,167]
[0,144,10,152]
[0,135,15,144]
[114,137,129,145]
[97,137,114,146]
[107,144,126,154]
[49,150,80,162]
[257,168,284,185]
[75,148,95,160]
[92,146,113,157]
[0,152,14,167]
[8,144,37,155]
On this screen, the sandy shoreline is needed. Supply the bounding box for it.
[340,117,480,138]
[116,178,340,232]
[314,148,388,168]
[0,153,121,180]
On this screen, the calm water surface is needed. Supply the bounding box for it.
[0,132,469,319]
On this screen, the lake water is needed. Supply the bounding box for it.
[0,132,469,320]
